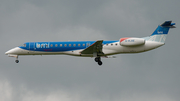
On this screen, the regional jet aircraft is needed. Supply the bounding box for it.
[5,21,175,65]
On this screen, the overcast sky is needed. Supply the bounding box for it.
[1,0,180,101]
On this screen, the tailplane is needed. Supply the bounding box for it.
[148,21,175,43]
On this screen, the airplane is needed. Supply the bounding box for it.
[5,21,175,65]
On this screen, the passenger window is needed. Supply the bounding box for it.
[60,44,62,47]
[64,44,67,47]
[111,44,113,46]
[106,44,108,46]
[83,44,85,46]
[69,44,71,47]
[55,44,58,47]
[51,44,53,47]
[78,44,80,46]
[73,44,76,46]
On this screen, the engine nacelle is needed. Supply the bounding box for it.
[120,37,145,47]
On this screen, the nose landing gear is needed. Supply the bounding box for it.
[15,60,19,63]
[95,57,102,66]
[7,54,19,63]
[15,55,19,63]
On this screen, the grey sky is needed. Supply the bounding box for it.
[1,0,180,101]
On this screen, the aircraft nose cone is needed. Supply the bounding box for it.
[5,47,21,55]
[5,50,12,55]
[5,49,13,55]
[5,51,9,55]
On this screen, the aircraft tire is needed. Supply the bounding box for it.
[15,60,19,63]
[95,57,100,62]
[98,61,102,66]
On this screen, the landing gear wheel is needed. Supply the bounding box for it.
[15,60,19,63]
[95,57,100,62]
[95,57,102,65]
[98,61,102,66]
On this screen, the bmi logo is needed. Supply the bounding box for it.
[36,44,40,48]
[157,31,163,34]
[36,43,49,48]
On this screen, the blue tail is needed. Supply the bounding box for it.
[149,21,175,43]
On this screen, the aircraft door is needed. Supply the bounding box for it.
[29,42,34,50]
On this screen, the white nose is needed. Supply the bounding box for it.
[5,50,12,55]
[5,51,8,55]
[5,47,21,55]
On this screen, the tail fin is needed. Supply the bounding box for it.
[148,21,175,43]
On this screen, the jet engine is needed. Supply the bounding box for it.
[120,37,145,46]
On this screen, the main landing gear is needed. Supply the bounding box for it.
[95,57,102,66]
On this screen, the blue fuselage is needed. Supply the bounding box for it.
[20,41,118,52]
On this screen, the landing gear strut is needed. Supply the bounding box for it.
[15,56,19,63]
[95,57,102,66]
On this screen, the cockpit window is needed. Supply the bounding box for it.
[19,44,26,47]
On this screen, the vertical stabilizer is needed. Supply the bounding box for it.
[148,21,175,43]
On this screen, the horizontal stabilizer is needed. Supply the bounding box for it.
[161,21,176,28]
